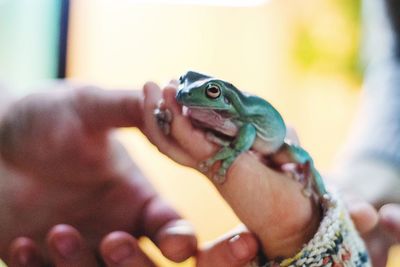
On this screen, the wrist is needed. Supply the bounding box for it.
[264,194,370,267]
[260,192,322,260]
[216,154,322,260]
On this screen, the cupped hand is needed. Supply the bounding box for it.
[0,82,196,264]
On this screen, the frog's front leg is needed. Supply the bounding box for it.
[200,123,257,183]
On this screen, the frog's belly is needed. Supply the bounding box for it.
[187,107,239,137]
[187,107,283,154]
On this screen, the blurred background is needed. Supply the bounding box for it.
[0,0,399,266]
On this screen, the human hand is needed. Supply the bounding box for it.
[0,82,196,264]
[140,81,377,260]
[362,203,400,267]
[333,158,400,267]
[7,224,259,267]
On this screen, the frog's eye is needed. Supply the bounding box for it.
[205,83,221,99]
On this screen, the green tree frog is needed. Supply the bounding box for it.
[155,71,329,203]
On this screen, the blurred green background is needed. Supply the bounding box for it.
[0,0,61,93]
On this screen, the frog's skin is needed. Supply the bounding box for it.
[156,71,328,201]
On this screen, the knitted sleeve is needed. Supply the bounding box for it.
[248,194,370,267]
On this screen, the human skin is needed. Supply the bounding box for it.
[7,224,260,267]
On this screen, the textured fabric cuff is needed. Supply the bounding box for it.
[250,194,370,267]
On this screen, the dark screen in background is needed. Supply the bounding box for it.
[0,0,68,93]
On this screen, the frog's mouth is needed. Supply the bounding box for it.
[184,106,238,137]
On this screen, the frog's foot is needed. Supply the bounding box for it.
[198,161,209,172]
[153,100,172,135]
[213,172,226,184]
[198,158,216,173]
[211,155,237,184]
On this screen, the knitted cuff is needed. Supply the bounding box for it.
[250,194,370,267]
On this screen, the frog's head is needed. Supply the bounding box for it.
[176,71,237,112]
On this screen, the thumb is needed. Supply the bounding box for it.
[71,86,144,132]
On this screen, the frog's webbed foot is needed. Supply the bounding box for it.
[204,124,256,184]
[198,158,215,173]
[153,100,172,135]
[211,155,236,183]
[213,172,226,184]
[198,147,238,184]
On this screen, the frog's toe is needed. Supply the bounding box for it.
[198,161,209,172]
[217,167,227,177]
[213,173,226,184]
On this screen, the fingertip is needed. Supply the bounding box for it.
[100,231,137,265]
[143,82,161,96]
[227,233,259,262]
[348,201,379,234]
[101,232,156,267]
[198,232,259,267]
[46,224,82,260]
[157,220,197,262]
[8,237,42,267]
[379,204,400,239]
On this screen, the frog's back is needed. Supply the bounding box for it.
[242,94,287,153]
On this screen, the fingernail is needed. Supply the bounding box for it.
[54,235,80,259]
[109,243,133,264]
[228,235,250,261]
[164,220,195,236]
